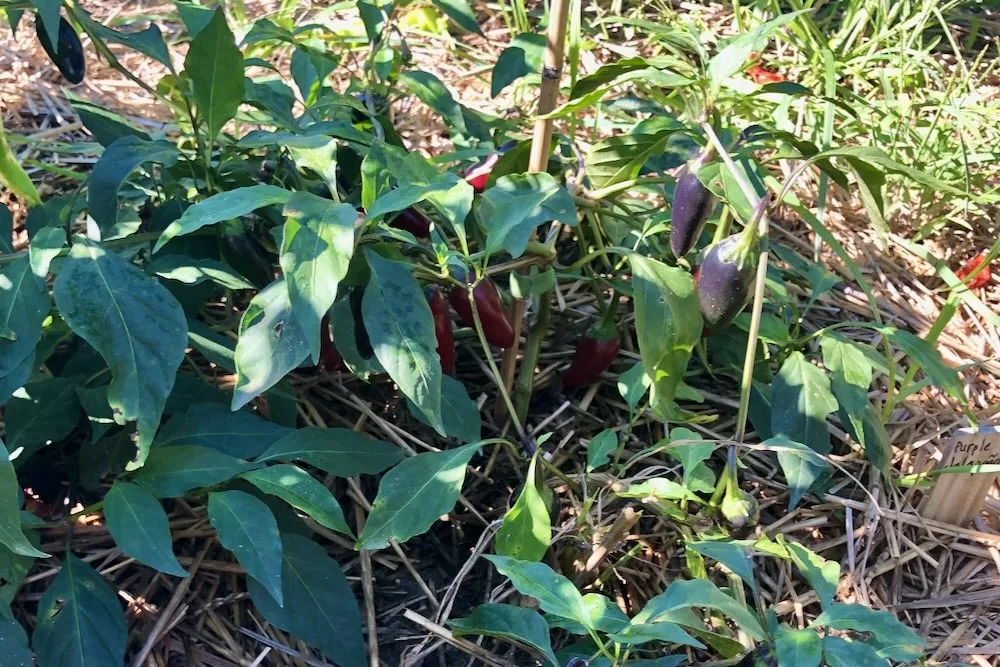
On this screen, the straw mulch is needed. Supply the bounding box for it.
[2,1,999,665]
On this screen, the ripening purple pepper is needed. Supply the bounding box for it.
[670,148,717,258]
[696,235,755,331]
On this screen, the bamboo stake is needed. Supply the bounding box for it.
[497,0,573,421]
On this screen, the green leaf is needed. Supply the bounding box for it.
[31,0,60,49]
[362,250,445,435]
[53,239,188,467]
[549,67,691,118]
[844,404,891,473]
[784,539,839,609]
[154,402,292,459]
[822,636,889,667]
[816,146,968,197]
[241,464,352,536]
[450,604,558,666]
[208,490,284,605]
[630,255,702,421]
[154,185,293,252]
[485,556,593,629]
[616,478,700,503]
[617,362,651,411]
[775,626,822,667]
[0,441,46,558]
[399,70,469,136]
[630,579,765,640]
[687,540,756,594]
[877,326,965,402]
[280,193,356,363]
[586,129,674,189]
[249,533,365,666]
[243,79,298,130]
[358,442,482,549]
[496,453,551,561]
[667,427,717,493]
[80,17,174,71]
[771,351,838,456]
[132,445,253,498]
[185,9,245,140]
[0,116,39,206]
[491,33,545,97]
[478,173,577,258]
[290,46,338,106]
[87,137,179,238]
[232,279,310,410]
[813,603,924,661]
[706,12,806,93]
[146,255,254,290]
[256,427,403,476]
[5,377,81,459]
[0,255,47,389]
[0,618,32,666]
[104,482,187,577]
[821,334,873,461]
[32,554,127,667]
[406,375,482,443]
[0,531,41,617]
[431,0,482,34]
[586,429,619,472]
[766,434,828,509]
[28,225,65,279]
[176,1,216,37]
[547,593,629,635]
[609,621,704,649]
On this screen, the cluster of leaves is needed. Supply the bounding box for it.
[0,1,970,665]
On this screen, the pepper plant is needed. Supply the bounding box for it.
[0,1,974,665]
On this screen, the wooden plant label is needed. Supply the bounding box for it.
[920,425,1000,525]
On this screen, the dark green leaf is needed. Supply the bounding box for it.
[280,193,356,362]
[877,326,965,402]
[816,146,968,196]
[630,579,765,640]
[450,604,558,666]
[32,554,127,667]
[68,94,150,147]
[81,18,174,71]
[822,636,889,667]
[812,603,923,661]
[399,70,468,136]
[586,430,618,472]
[765,434,828,509]
[154,184,293,251]
[5,377,81,458]
[775,626,822,667]
[53,238,188,466]
[821,334,872,459]
[241,18,295,45]
[241,464,352,536]
[617,361,651,410]
[496,453,551,561]
[784,539,839,609]
[155,402,293,459]
[248,533,365,667]
[232,279,310,410]
[586,129,674,189]
[104,482,187,577]
[0,530,40,618]
[0,618,32,666]
[87,137,179,238]
[243,78,298,130]
[176,1,216,38]
[187,319,235,371]
[406,375,482,443]
[687,540,756,594]
[547,594,629,635]
[185,9,245,140]
[771,351,838,456]
[257,427,403,476]
[609,621,704,649]
[478,173,577,258]
[431,0,481,34]
[843,404,891,473]
[290,46,337,106]
[79,431,135,491]
[208,490,283,605]
[358,442,482,549]
[132,445,253,498]
[491,33,545,97]
[630,255,702,421]
[667,427,717,493]
[146,255,254,290]
[28,225,65,279]
[485,556,593,629]
[30,0,60,48]
[363,250,445,434]
[0,441,45,558]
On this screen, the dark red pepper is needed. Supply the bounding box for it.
[670,147,717,258]
[449,275,515,348]
[389,207,432,237]
[956,252,992,289]
[464,140,518,193]
[427,288,455,373]
[319,314,345,372]
[562,324,620,389]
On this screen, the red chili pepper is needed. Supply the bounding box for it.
[748,64,785,85]
[427,288,455,373]
[449,276,515,348]
[464,141,518,193]
[390,207,432,237]
[319,314,345,372]
[956,252,992,289]
[563,321,620,389]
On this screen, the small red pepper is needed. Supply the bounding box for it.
[747,64,785,85]
[956,252,992,289]
[319,314,345,372]
[427,288,455,374]
[562,316,620,389]
[449,275,515,348]
[464,141,518,193]
[390,207,432,237]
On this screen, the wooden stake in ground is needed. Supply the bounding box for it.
[497,0,573,420]
[920,425,1000,526]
